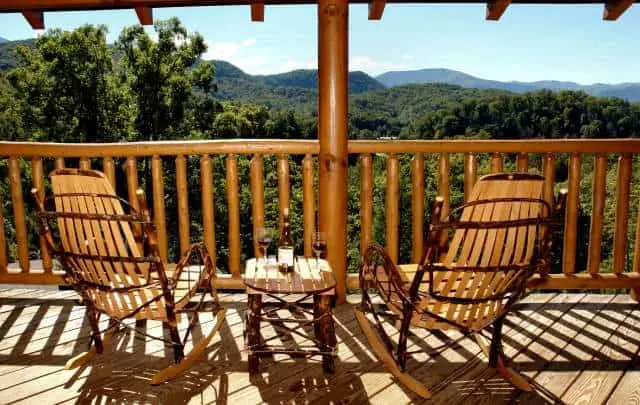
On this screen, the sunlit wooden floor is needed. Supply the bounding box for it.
[0,288,639,404]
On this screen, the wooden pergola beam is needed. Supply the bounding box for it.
[251,1,264,21]
[22,10,44,29]
[486,0,511,20]
[603,0,633,20]
[135,6,153,24]
[368,0,385,20]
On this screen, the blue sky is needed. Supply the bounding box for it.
[0,4,638,84]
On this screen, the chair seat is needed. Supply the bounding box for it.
[375,264,509,330]
[88,265,210,321]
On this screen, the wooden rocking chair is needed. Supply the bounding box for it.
[32,168,227,385]
[356,173,567,399]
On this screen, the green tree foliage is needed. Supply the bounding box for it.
[116,18,216,141]
[8,25,131,143]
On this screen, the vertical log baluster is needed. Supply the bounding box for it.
[438,153,451,217]
[103,157,116,188]
[200,155,216,268]
[516,152,529,172]
[542,153,556,208]
[250,155,265,258]
[152,155,168,263]
[0,193,6,273]
[360,154,373,256]
[125,156,143,252]
[563,153,581,276]
[464,152,477,202]
[411,153,424,263]
[226,155,241,278]
[613,154,632,274]
[8,157,29,273]
[175,155,190,257]
[79,157,91,170]
[587,154,607,275]
[31,157,52,273]
[490,152,504,173]
[302,154,315,257]
[386,154,399,263]
[277,154,290,234]
[54,157,65,170]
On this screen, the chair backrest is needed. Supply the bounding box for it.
[42,169,153,288]
[420,172,551,330]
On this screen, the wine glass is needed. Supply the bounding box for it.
[255,227,274,273]
[312,231,327,272]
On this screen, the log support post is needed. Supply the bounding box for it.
[318,0,348,303]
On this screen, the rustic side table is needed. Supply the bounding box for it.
[243,258,337,374]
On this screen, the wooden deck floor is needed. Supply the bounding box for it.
[0,289,639,404]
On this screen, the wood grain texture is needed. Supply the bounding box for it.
[31,156,52,274]
[542,153,556,208]
[318,0,348,303]
[360,154,373,256]
[490,152,504,173]
[613,154,632,274]
[8,157,29,273]
[411,153,424,263]
[563,153,581,275]
[250,154,265,258]
[277,154,290,235]
[302,154,315,257]
[386,153,399,263]
[226,155,241,278]
[588,154,607,275]
[152,155,168,263]
[0,194,7,273]
[200,155,216,266]
[175,155,190,256]
[463,152,477,202]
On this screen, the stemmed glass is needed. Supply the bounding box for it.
[312,231,327,273]
[255,227,274,276]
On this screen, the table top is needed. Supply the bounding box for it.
[244,258,336,294]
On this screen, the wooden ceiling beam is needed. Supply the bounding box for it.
[368,0,386,20]
[486,0,511,20]
[135,6,153,25]
[22,10,44,29]
[603,0,633,20]
[251,1,264,21]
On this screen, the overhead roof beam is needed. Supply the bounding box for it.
[135,6,153,25]
[486,0,511,20]
[368,0,386,20]
[603,0,633,20]
[22,10,44,29]
[251,1,264,21]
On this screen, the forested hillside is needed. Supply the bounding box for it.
[1,20,640,277]
[377,68,640,101]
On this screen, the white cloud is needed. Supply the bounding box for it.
[350,56,407,75]
[203,38,269,74]
[279,59,317,73]
[401,53,415,61]
[242,38,257,47]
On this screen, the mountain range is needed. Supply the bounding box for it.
[376,68,640,101]
[0,38,639,101]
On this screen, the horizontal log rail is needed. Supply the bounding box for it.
[2,138,640,294]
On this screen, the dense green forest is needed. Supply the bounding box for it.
[1,19,640,276]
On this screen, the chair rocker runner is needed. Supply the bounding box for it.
[32,169,227,385]
[356,173,567,399]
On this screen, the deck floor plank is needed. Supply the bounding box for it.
[0,290,639,404]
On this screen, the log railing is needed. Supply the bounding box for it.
[2,139,640,295]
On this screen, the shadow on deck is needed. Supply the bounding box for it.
[0,289,639,404]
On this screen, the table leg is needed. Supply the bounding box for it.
[313,294,336,373]
[247,293,262,374]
